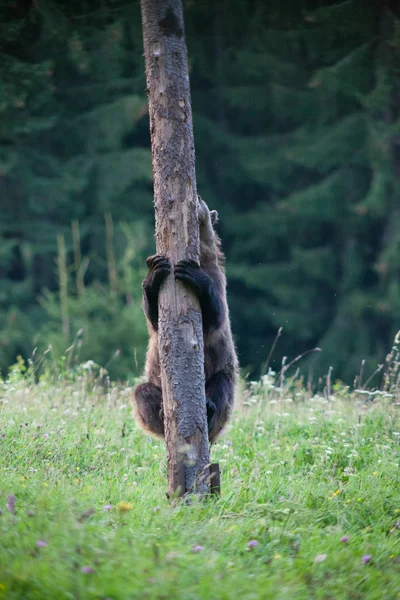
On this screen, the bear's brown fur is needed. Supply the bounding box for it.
[133,196,237,442]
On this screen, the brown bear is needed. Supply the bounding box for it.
[133,196,237,442]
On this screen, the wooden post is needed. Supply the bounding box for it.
[140,0,211,497]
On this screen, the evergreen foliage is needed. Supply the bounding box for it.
[0,0,399,382]
[187,0,400,381]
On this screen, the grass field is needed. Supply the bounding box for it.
[1,360,400,599]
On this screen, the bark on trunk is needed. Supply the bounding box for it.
[140,0,210,497]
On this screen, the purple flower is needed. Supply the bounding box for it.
[28,510,35,517]
[191,545,204,553]
[103,504,113,512]
[340,536,350,544]
[248,540,259,549]
[6,495,15,515]
[362,555,372,564]
[36,540,47,548]
[396,520,400,530]
[43,433,49,439]
[81,566,94,574]
[226,440,232,446]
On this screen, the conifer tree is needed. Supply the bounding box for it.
[0,0,399,382]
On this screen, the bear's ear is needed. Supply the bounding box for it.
[210,210,219,225]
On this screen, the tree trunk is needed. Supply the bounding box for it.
[140,0,210,497]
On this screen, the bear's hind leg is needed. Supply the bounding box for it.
[133,382,164,437]
[205,371,234,443]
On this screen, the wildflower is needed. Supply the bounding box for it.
[362,555,372,564]
[314,554,327,563]
[28,510,35,517]
[81,566,94,574]
[103,504,113,512]
[36,540,47,548]
[191,545,204,553]
[247,540,259,549]
[274,554,282,559]
[6,495,15,515]
[116,501,133,512]
[340,536,350,544]
[226,440,232,446]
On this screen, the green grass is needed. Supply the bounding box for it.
[1,367,400,599]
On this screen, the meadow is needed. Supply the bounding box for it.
[1,357,400,600]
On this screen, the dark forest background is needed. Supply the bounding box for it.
[0,0,399,382]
